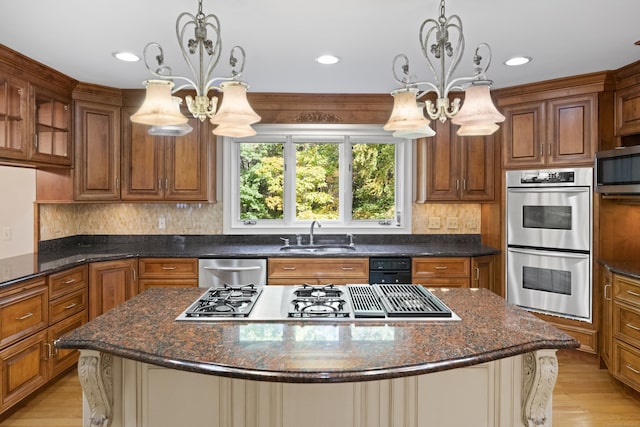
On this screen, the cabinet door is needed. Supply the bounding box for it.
[502,101,546,168]
[0,282,48,349]
[121,107,164,200]
[30,85,72,166]
[459,134,494,201]
[615,83,640,136]
[48,311,86,377]
[471,255,495,291]
[546,94,596,166]
[164,117,210,200]
[0,75,29,160]
[425,121,459,201]
[74,101,121,200]
[89,259,138,320]
[0,330,48,412]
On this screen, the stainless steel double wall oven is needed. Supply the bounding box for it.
[506,168,593,322]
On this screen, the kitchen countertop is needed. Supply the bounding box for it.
[599,259,640,280]
[55,287,578,383]
[0,234,499,287]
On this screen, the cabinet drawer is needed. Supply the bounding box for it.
[48,265,88,300]
[138,279,198,292]
[413,278,470,288]
[613,275,640,307]
[0,284,48,349]
[49,287,87,325]
[412,258,470,278]
[268,258,368,279]
[139,258,198,278]
[49,311,86,377]
[613,339,640,392]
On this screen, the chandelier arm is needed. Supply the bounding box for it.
[175,11,205,95]
[229,45,246,79]
[200,14,223,89]
[472,42,493,80]
[418,20,443,91]
[441,15,464,91]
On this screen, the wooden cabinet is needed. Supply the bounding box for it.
[418,121,494,202]
[0,74,29,161]
[89,259,138,320]
[0,279,48,349]
[411,257,471,288]
[615,82,640,136]
[611,273,640,392]
[138,258,198,292]
[121,107,213,201]
[601,266,613,368]
[31,86,72,166]
[501,94,597,168]
[471,255,495,291]
[268,258,369,285]
[73,99,121,200]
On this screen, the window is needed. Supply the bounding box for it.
[223,124,412,234]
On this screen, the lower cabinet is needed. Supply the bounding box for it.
[0,265,89,414]
[89,259,138,320]
[611,272,640,392]
[138,258,198,292]
[268,258,369,285]
[412,257,471,288]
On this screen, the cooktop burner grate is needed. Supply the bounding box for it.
[374,284,452,318]
[347,286,386,318]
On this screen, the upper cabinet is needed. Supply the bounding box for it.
[121,106,214,201]
[497,72,613,169]
[0,45,77,168]
[416,120,495,202]
[614,60,640,144]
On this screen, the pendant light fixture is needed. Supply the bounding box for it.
[130,0,261,138]
[384,0,504,137]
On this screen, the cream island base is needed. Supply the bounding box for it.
[78,349,558,427]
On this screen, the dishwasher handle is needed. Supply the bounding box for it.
[203,266,263,272]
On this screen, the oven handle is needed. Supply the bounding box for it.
[507,187,589,193]
[203,266,263,272]
[507,247,590,259]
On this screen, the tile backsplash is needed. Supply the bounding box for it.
[38,202,481,241]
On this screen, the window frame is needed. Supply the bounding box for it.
[222,124,412,235]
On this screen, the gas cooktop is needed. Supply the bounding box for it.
[175,284,460,322]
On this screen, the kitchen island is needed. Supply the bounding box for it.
[56,287,578,427]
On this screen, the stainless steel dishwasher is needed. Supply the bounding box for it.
[198,259,267,287]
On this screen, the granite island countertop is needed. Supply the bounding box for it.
[0,234,499,287]
[55,287,578,383]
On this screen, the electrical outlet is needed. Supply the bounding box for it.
[446,217,459,229]
[467,218,479,230]
[158,217,166,229]
[428,217,441,229]
[0,226,11,241]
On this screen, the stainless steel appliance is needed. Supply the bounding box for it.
[176,283,459,322]
[506,168,592,322]
[198,259,267,288]
[595,145,640,194]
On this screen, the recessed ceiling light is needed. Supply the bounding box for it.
[504,56,531,66]
[316,54,340,65]
[113,51,140,62]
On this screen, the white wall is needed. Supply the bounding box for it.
[0,165,35,258]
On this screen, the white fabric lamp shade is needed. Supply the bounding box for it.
[210,81,261,126]
[212,122,257,138]
[393,126,436,138]
[451,84,505,126]
[383,88,432,131]
[130,80,189,126]
[456,120,500,136]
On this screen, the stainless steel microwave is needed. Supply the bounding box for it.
[595,145,640,194]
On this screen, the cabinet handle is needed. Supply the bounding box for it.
[162,266,177,270]
[604,283,611,301]
[165,178,169,190]
[44,342,52,360]
[64,303,78,310]
[282,267,297,270]
[341,267,354,271]
[158,178,162,190]
[540,143,543,157]
[455,179,459,190]
[435,266,448,270]
[626,322,640,332]
[475,267,480,281]
[132,268,137,282]
[463,180,467,190]
[16,312,33,321]
[116,177,120,190]
[626,364,640,375]
[33,134,38,150]
[63,278,76,284]
[626,290,640,298]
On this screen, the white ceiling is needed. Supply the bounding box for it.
[1,0,639,94]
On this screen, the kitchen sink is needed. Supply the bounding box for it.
[279,245,356,253]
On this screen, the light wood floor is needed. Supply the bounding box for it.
[1,350,639,426]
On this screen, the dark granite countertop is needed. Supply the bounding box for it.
[55,287,578,383]
[0,234,499,287]
[599,259,640,280]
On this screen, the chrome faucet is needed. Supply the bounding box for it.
[309,220,321,245]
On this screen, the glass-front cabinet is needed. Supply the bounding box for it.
[0,75,28,160]
[30,86,72,166]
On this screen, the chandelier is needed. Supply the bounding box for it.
[384,0,504,137]
[130,0,261,138]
